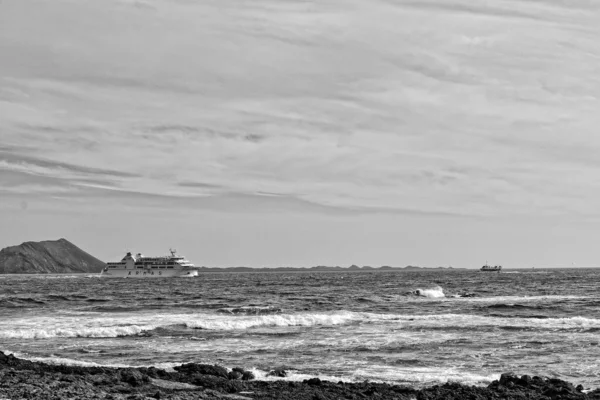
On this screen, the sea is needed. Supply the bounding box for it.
[2,269,600,389]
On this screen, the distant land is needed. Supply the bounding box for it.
[0,239,106,274]
[195,264,463,272]
[0,238,464,274]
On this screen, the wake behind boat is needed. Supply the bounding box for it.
[101,249,199,278]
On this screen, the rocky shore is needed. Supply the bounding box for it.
[1,351,600,400]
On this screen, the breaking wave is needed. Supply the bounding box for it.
[185,311,600,332]
[186,311,357,330]
[0,325,155,339]
[4,309,600,340]
[412,286,445,298]
[1,351,181,371]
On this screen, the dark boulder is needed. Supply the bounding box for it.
[518,374,532,387]
[228,370,243,380]
[499,372,517,386]
[229,367,255,381]
[174,363,228,379]
[119,369,148,386]
[305,377,322,386]
[267,367,287,378]
[224,380,244,393]
[548,377,576,393]
[192,373,227,388]
[242,371,255,381]
[0,352,14,366]
[191,374,243,393]
[140,366,167,379]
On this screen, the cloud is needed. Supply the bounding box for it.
[0,151,139,179]
[395,0,547,22]
[1,0,600,217]
[0,183,77,195]
[177,181,225,189]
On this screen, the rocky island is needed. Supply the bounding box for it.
[0,238,105,274]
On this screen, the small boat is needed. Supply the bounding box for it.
[480,263,502,272]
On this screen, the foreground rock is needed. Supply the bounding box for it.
[0,238,106,274]
[2,352,600,399]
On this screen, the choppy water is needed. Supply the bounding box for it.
[2,269,600,388]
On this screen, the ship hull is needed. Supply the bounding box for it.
[100,268,198,278]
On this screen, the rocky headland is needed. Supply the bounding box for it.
[0,238,105,274]
[1,351,599,399]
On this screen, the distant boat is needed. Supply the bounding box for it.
[480,263,502,272]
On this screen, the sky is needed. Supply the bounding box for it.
[1,0,600,268]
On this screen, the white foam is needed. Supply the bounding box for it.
[414,286,445,298]
[26,355,127,368]
[2,351,182,371]
[250,367,349,383]
[0,350,352,384]
[218,306,281,313]
[0,311,361,339]
[186,311,357,330]
[248,365,496,387]
[0,324,154,339]
[349,365,497,386]
[3,308,599,341]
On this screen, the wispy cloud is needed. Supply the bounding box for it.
[177,181,225,189]
[0,150,138,179]
[1,0,600,218]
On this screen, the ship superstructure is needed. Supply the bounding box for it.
[480,264,502,272]
[101,249,199,278]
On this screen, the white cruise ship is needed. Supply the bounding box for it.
[101,250,199,278]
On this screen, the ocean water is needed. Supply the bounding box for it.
[2,269,600,389]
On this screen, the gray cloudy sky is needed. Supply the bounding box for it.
[1,0,600,268]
